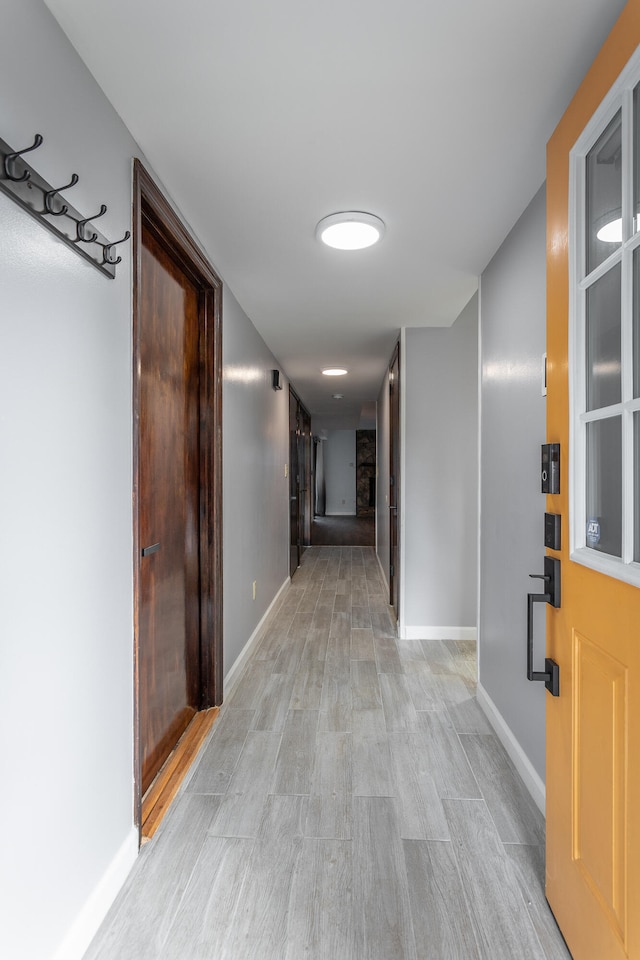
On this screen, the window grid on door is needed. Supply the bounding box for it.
[570,51,640,587]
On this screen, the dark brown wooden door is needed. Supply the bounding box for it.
[389,343,400,620]
[289,388,312,576]
[133,161,223,824]
[289,388,301,577]
[138,223,201,794]
[300,407,312,548]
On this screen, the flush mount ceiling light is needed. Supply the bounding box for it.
[322,368,348,376]
[332,394,344,399]
[316,212,385,250]
[597,218,623,242]
[596,214,640,242]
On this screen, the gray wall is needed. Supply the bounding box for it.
[0,4,289,958]
[223,287,290,674]
[401,297,479,635]
[324,430,357,515]
[478,184,547,785]
[376,363,391,589]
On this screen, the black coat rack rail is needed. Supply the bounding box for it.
[0,133,130,279]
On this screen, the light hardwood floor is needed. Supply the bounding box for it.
[83,546,572,960]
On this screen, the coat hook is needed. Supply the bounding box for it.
[3,133,43,182]
[74,204,107,243]
[44,173,79,216]
[102,230,131,266]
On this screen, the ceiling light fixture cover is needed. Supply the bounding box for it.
[322,368,348,376]
[316,211,385,250]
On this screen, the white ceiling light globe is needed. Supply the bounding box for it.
[316,212,385,250]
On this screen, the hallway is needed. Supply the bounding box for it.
[83,547,570,960]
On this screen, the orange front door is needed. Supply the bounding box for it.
[546,4,640,957]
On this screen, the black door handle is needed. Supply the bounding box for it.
[526,556,560,696]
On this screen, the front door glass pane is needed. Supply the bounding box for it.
[634,83,640,237]
[635,247,640,398]
[586,417,622,558]
[586,263,621,410]
[635,412,640,563]
[586,110,622,275]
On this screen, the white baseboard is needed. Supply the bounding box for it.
[223,576,290,699]
[52,826,138,960]
[476,682,546,816]
[401,625,477,641]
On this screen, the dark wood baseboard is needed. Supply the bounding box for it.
[141,706,219,841]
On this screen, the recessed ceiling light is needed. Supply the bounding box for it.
[316,212,385,250]
[332,394,344,399]
[322,368,348,376]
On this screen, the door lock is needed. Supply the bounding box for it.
[527,556,560,696]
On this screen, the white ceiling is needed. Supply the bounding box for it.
[46,0,626,429]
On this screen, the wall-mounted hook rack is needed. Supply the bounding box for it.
[0,132,130,279]
[3,134,43,182]
[102,230,131,266]
[43,173,79,216]
[74,204,107,243]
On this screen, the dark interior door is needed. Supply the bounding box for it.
[389,343,400,620]
[289,388,312,576]
[289,388,301,577]
[133,161,223,822]
[300,407,312,547]
[138,223,201,794]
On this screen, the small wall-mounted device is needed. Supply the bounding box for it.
[544,513,561,551]
[272,369,283,391]
[541,443,560,494]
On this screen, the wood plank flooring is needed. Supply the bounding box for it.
[82,546,572,960]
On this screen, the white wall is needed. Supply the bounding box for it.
[324,430,356,515]
[0,4,290,958]
[478,184,547,795]
[401,297,479,638]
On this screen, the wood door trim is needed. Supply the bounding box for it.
[132,159,223,833]
[141,706,219,841]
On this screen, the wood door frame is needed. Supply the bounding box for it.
[132,159,223,830]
